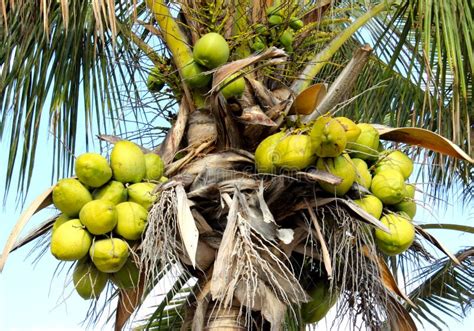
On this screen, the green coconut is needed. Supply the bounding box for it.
[392,184,417,219]
[254,132,286,173]
[181,60,212,89]
[73,260,108,300]
[279,29,294,51]
[93,180,128,205]
[347,123,380,160]
[127,182,158,210]
[268,14,283,25]
[353,195,383,220]
[111,258,140,289]
[144,153,165,180]
[375,150,413,179]
[220,74,246,99]
[289,17,304,30]
[375,213,415,255]
[335,117,361,143]
[273,134,316,170]
[50,219,92,261]
[371,169,406,205]
[193,33,229,69]
[52,178,93,217]
[110,140,146,184]
[310,116,347,158]
[90,238,129,273]
[75,153,112,188]
[316,154,356,196]
[301,279,339,324]
[115,201,149,240]
[79,200,117,235]
[352,158,372,189]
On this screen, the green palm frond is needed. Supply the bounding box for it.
[406,247,474,329]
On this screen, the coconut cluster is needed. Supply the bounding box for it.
[254,115,417,257]
[50,140,166,299]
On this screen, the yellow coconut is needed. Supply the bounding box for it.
[335,117,361,142]
[310,116,347,157]
[75,153,112,188]
[353,195,383,220]
[110,140,146,183]
[144,153,165,181]
[392,184,417,219]
[375,213,415,255]
[371,169,406,205]
[347,123,380,160]
[79,200,118,235]
[93,180,128,205]
[111,258,140,289]
[352,158,372,189]
[73,260,108,300]
[50,219,92,261]
[316,154,356,196]
[301,279,339,324]
[375,150,413,179]
[254,132,286,173]
[273,134,316,170]
[90,238,129,273]
[127,182,158,210]
[52,178,93,217]
[115,202,149,240]
[52,214,71,234]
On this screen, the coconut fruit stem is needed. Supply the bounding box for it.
[291,1,391,94]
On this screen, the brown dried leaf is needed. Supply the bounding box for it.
[387,295,418,331]
[289,83,327,115]
[175,184,199,268]
[238,106,277,126]
[0,186,53,272]
[302,0,332,24]
[374,125,473,163]
[247,78,279,109]
[211,47,287,94]
[306,200,332,279]
[415,225,460,265]
[159,98,190,164]
[114,268,146,331]
[295,169,342,185]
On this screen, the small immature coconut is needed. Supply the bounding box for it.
[146,66,165,93]
[93,180,127,205]
[375,213,415,255]
[310,116,347,157]
[375,150,413,179]
[53,178,93,217]
[392,184,417,219]
[110,140,146,183]
[316,154,356,196]
[79,200,117,235]
[144,153,165,180]
[352,158,372,189]
[127,182,158,210]
[347,123,380,160]
[193,33,229,69]
[50,219,92,261]
[181,60,212,89]
[90,238,129,273]
[273,134,315,171]
[289,17,304,30]
[301,279,339,324]
[52,214,71,234]
[220,74,246,99]
[115,202,149,240]
[111,258,140,289]
[279,29,294,51]
[371,169,406,205]
[254,132,286,173]
[268,14,283,25]
[353,195,383,220]
[335,117,361,142]
[75,153,112,188]
[73,260,108,300]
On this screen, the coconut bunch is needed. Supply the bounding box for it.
[49,140,166,299]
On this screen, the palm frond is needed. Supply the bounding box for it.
[406,247,474,329]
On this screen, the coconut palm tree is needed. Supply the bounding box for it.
[1,0,473,330]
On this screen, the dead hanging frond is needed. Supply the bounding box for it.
[210,187,308,328]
